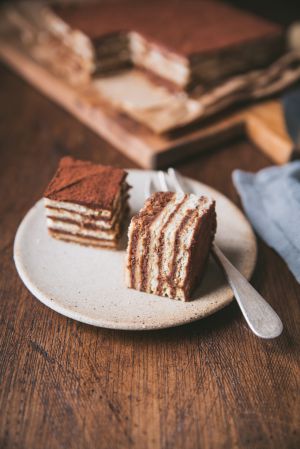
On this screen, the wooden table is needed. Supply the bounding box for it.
[0,51,299,449]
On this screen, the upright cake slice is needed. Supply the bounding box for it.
[44,157,130,249]
[125,192,216,301]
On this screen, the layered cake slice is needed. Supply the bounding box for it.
[44,157,130,249]
[125,192,216,301]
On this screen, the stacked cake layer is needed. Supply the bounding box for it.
[44,157,130,249]
[125,192,216,301]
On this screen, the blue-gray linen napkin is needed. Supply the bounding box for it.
[232,161,300,282]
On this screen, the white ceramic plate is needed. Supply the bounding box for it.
[14,169,257,330]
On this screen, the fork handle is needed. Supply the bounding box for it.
[212,244,283,339]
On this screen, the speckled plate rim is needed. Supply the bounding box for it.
[13,169,257,330]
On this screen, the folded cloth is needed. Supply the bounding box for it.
[232,161,300,282]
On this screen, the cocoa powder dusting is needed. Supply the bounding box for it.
[44,157,127,210]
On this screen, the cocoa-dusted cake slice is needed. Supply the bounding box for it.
[125,192,216,301]
[44,157,130,249]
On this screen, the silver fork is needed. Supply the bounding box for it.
[145,168,283,339]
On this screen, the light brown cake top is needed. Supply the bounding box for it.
[44,157,127,209]
[53,0,283,58]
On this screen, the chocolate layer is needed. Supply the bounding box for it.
[48,228,118,243]
[48,229,118,249]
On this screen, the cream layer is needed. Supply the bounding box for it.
[46,207,113,229]
[45,198,112,218]
[129,32,188,87]
[49,229,117,248]
[47,218,118,240]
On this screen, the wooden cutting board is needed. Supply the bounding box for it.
[0,39,293,168]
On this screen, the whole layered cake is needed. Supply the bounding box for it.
[6,0,283,90]
[44,157,130,249]
[125,192,216,301]
[4,1,300,134]
[53,0,284,90]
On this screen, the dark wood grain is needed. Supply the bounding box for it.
[0,27,300,449]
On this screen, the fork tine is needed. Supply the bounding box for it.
[158,171,169,192]
[167,168,185,194]
[144,175,154,199]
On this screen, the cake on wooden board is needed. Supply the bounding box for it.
[6,1,284,90]
[44,157,130,249]
[125,192,217,301]
[2,1,299,164]
[53,0,284,90]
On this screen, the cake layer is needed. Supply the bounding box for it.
[44,198,111,219]
[46,201,129,238]
[126,192,216,301]
[46,200,129,244]
[47,207,128,247]
[45,200,128,230]
[45,191,129,225]
[46,217,120,240]
[94,32,132,74]
[45,199,110,219]
[48,229,117,249]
